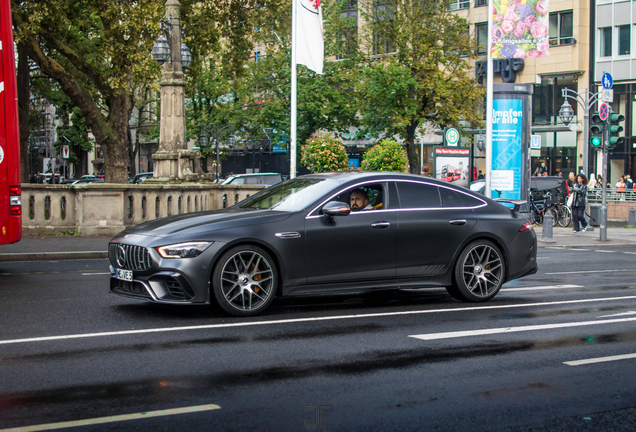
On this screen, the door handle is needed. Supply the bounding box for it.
[449,219,467,225]
[371,221,391,229]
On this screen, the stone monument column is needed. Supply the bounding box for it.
[152,0,193,181]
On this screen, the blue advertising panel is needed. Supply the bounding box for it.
[492,98,523,199]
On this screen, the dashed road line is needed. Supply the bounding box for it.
[0,404,221,432]
[564,353,636,367]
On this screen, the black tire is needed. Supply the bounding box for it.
[212,245,277,316]
[557,205,571,227]
[451,240,506,302]
[530,209,542,225]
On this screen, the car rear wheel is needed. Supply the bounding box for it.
[451,240,505,302]
[212,245,277,316]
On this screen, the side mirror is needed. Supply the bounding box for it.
[322,201,351,217]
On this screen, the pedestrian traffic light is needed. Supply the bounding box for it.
[608,111,625,149]
[590,113,603,149]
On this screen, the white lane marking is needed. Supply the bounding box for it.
[503,285,582,292]
[0,404,221,432]
[598,311,636,318]
[624,252,636,255]
[564,353,636,367]
[82,272,110,276]
[409,317,636,341]
[594,250,618,253]
[545,269,633,275]
[3,295,636,346]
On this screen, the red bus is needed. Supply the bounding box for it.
[0,0,21,244]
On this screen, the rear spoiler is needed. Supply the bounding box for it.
[495,199,530,214]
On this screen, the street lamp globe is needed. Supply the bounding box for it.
[180,43,193,69]
[559,100,575,126]
[198,129,209,148]
[152,34,170,65]
[227,133,236,149]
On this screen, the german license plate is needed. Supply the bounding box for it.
[115,268,133,282]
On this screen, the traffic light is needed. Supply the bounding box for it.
[590,113,603,149]
[608,111,625,149]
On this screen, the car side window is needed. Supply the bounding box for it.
[440,187,466,208]
[396,182,441,209]
[331,183,386,210]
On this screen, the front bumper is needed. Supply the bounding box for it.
[108,236,226,304]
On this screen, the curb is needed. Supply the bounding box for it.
[0,251,109,262]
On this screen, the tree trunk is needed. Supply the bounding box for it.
[17,43,30,183]
[406,120,419,174]
[21,40,131,183]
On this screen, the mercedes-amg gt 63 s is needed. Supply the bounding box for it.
[109,172,537,316]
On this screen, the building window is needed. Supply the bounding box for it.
[600,27,612,57]
[372,1,395,55]
[448,0,469,11]
[336,0,358,60]
[618,25,631,55]
[475,0,488,6]
[549,11,574,46]
[475,23,487,55]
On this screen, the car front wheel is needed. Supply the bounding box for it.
[212,245,277,316]
[450,240,505,302]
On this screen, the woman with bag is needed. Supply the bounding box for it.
[572,174,588,233]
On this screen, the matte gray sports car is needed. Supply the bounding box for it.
[109,172,537,316]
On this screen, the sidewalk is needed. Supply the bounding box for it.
[537,226,636,247]
[1,227,636,262]
[0,235,111,262]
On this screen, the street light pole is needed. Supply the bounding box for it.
[560,88,601,176]
[199,125,234,183]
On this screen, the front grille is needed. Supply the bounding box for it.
[109,243,153,270]
[110,278,152,299]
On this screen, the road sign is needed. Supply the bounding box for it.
[62,145,70,159]
[443,127,460,147]
[599,102,609,121]
[602,72,613,89]
[530,135,541,149]
[601,89,613,102]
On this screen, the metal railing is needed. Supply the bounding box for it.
[587,188,636,203]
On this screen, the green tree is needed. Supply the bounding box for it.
[361,139,408,172]
[353,0,484,173]
[301,133,349,173]
[12,0,288,183]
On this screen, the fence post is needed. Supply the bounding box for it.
[629,207,635,227]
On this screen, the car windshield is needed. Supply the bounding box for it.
[236,178,332,211]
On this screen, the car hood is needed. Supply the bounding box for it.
[118,208,294,238]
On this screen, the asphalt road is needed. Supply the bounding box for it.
[1,247,636,431]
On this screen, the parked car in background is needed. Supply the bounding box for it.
[108,172,537,317]
[133,172,154,184]
[221,172,283,186]
[69,178,104,185]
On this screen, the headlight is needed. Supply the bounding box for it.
[157,242,213,258]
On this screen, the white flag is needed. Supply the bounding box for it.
[296,0,324,74]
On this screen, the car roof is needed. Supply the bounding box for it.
[227,173,281,178]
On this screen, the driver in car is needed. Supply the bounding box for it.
[350,189,373,211]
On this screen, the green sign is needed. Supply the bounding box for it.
[443,127,461,147]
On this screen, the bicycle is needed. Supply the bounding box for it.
[530,194,558,226]
[542,191,569,227]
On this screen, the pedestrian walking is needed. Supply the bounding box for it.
[572,173,588,233]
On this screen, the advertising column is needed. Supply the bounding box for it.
[491,84,533,200]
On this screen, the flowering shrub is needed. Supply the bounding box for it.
[491,0,549,59]
[301,133,349,173]
[361,139,408,172]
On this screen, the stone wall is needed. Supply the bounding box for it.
[22,183,266,236]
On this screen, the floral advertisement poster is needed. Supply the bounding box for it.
[492,0,549,59]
